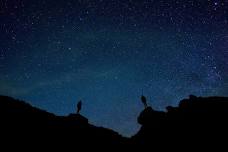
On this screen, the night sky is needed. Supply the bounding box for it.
[0,0,228,136]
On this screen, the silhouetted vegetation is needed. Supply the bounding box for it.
[1,95,228,150]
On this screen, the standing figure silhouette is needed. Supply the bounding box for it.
[141,95,148,108]
[77,100,82,114]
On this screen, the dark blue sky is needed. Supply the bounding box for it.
[0,0,228,136]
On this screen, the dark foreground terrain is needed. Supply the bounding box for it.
[1,95,228,150]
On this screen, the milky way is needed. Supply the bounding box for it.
[0,0,228,136]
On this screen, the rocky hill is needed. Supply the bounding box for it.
[1,95,228,150]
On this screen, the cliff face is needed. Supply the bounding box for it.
[0,95,126,150]
[132,95,228,149]
[1,95,228,150]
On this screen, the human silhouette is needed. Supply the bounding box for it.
[77,100,82,114]
[141,95,148,108]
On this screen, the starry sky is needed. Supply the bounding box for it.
[0,0,228,136]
